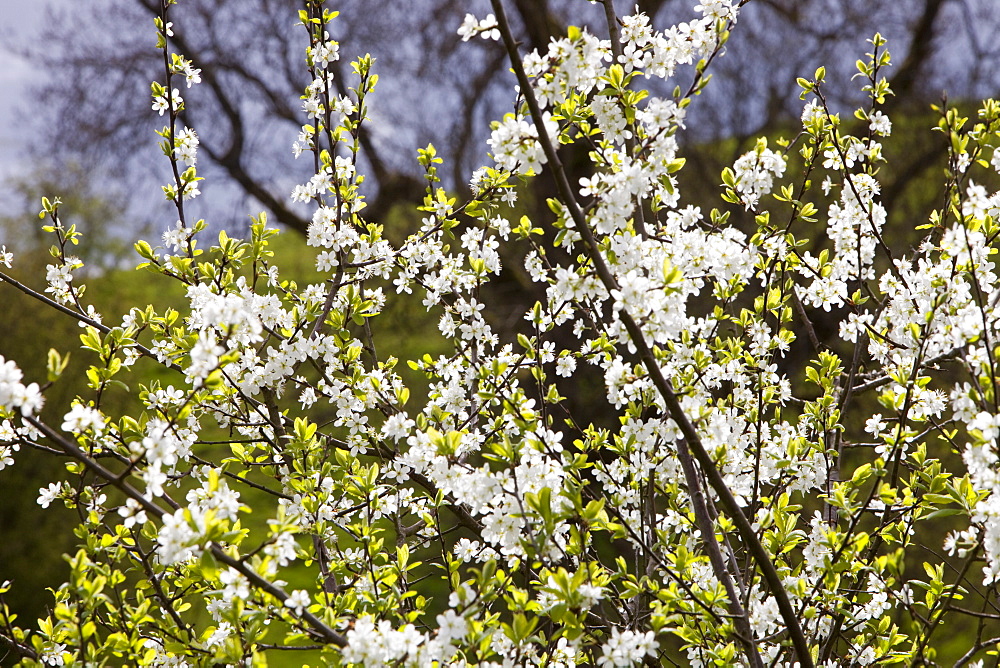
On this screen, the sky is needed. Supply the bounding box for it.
[0,0,49,182]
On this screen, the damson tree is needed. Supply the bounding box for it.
[2,0,1000,665]
[24,0,997,240]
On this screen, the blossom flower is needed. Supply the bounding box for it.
[597,629,658,667]
[961,181,1000,220]
[157,507,205,564]
[61,403,106,434]
[381,413,415,441]
[44,258,81,306]
[579,582,604,604]
[435,610,468,644]
[37,482,61,509]
[118,498,148,529]
[285,589,310,613]
[801,99,826,127]
[41,643,67,667]
[152,88,183,116]
[173,127,199,165]
[0,444,16,471]
[219,567,251,600]
[555,355,577,377]
[313,38,340,67]
[991,147,1000,174]
[342,616,429,665]
[732,143,786,209]
[694,0,738,22]
[452,538,480,562]
[0,356,43,416]
[181,62,201,87]
[456,13,478,41]
[488,113,558,174]
[204,621,232,649]
[868,110,891,136]
[864,414,886,437]
[264,529,298,566]
[457,13,500,42]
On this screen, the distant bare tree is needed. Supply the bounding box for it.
[20,0,1000,239]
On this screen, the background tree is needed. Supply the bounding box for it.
[19,0,1000,235]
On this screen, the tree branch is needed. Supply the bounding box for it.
[23,415,347,648]
[486,1,814,663]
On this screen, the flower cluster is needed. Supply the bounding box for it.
[0,356,42,418]
[488,112,559,175]
[732,140,787,210]
[151,86,183,116]
[457,13,500,42]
